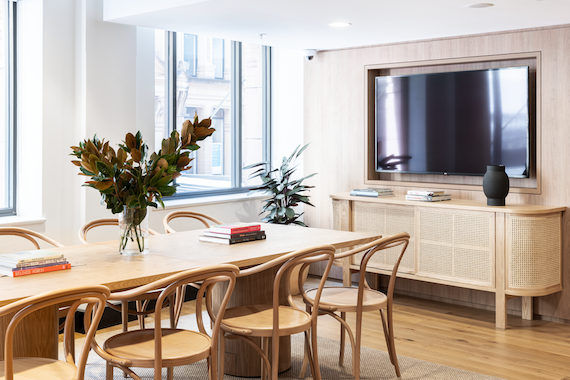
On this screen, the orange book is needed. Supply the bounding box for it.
[9,263,71,278]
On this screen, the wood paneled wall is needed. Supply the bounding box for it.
[303,25,570,322]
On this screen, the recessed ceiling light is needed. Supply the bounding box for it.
[329,22,351,27]
[466,3,494,8]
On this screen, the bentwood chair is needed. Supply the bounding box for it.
[0,285,110,380]
[214,244,336,380]
[78,218,159,244]
[0,226,65,250]
[91,264,239,380]
[0,227,76,354]
[78,218,161,332]
[299,233,410,379]
[162,211,223,233]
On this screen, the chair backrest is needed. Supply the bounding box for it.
[237,244,336,369]
[0,285,110,380]
[334,232,410,308]
[91,264,239,377]
[162,210,223,233]
[0,227,64,251]
[78,218,159,244]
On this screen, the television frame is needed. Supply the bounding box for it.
[373,66,531,178]
[364,52,539,194]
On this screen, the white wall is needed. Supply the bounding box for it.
[4,0,306,245]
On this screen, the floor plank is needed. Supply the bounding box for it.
[69,278,570,380]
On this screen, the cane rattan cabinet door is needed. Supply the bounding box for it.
[351,201,416,273]
[417,207,495,288]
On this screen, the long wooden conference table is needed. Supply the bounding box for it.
[0,223,380,376]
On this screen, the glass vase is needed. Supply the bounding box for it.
[118,207,149,256]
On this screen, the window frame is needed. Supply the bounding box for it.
[0,0,17,216]
[160,32,271,199]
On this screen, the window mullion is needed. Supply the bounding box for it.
[0,0,17,216]
[167,32,176,135]
[231,41,242,188]
[262,46,271,166]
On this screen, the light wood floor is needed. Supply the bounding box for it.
[77,278,570,380]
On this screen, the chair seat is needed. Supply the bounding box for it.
[103,328,211,367]
[305,287,387,313]
[222,304,311,337]
[0,358,75,380]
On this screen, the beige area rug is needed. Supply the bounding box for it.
[62,315,505,380]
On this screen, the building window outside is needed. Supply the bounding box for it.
[183,34,197,77]
[155,31,270,198]
[0,0,16,216]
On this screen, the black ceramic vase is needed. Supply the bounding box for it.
[483,165,509,206]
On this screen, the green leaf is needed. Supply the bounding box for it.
[285,208,295,219]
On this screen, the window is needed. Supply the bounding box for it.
[154,31,271,198]
[0,0,16,216]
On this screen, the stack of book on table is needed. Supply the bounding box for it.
[405,190,451,202]
[350,188,394,197]
[199,222,266,245]
[0,250,70,277]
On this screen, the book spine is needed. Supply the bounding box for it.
[213,225,261,234]
[13,261,69,271]
[204,231,265,239]
[14,258,68,269]
[405,195,434,201]
[350,191,380,197]
[407,191,442,196]
[227,234,267,244]
[12,263,71,277]
[405,195,450,201]
[2,255,65,265]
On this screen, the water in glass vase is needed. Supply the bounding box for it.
[118,207,149,256]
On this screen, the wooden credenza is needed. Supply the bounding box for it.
[331,193,565,328]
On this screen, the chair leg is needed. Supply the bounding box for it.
[106,362,113,380]
[380,309,401,377]
[310,325,323,380]
[261,337,270,380]
[354,311,363,380]
[121,301,129,378]
[299,305,311,378]
[167,367,174,380]
[218,332,226,380]
[70,315,76,362]
[339,311,346,366]
[136,299,145,329]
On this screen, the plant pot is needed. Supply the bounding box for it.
[118,207,149,256]
[483,165,509,206]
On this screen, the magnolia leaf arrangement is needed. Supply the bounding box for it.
[70,113,215,214]
[244,143,316,226]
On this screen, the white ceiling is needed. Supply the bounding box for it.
[103,0,570,51]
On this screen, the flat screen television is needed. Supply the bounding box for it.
[375,66,531,178]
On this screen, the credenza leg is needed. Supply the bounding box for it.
[521,296,533,320]
[495,292,507,329]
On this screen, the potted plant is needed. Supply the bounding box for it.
[244,143,316,294]
[244,143,316,226]
[70,113,215,255]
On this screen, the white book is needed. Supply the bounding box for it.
[405,194,451,202]
[407,190,446,196]
[352,188,393,193]
[0,250,64,265]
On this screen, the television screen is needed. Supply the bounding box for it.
[375,66,530,177]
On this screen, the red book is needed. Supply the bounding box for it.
[8,263,71,278]
[208,223,261,235]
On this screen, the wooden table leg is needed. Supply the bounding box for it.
[495,292,507,329]
[0,305,58,358]
[212,265,291,377]
[521,296,533,320]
